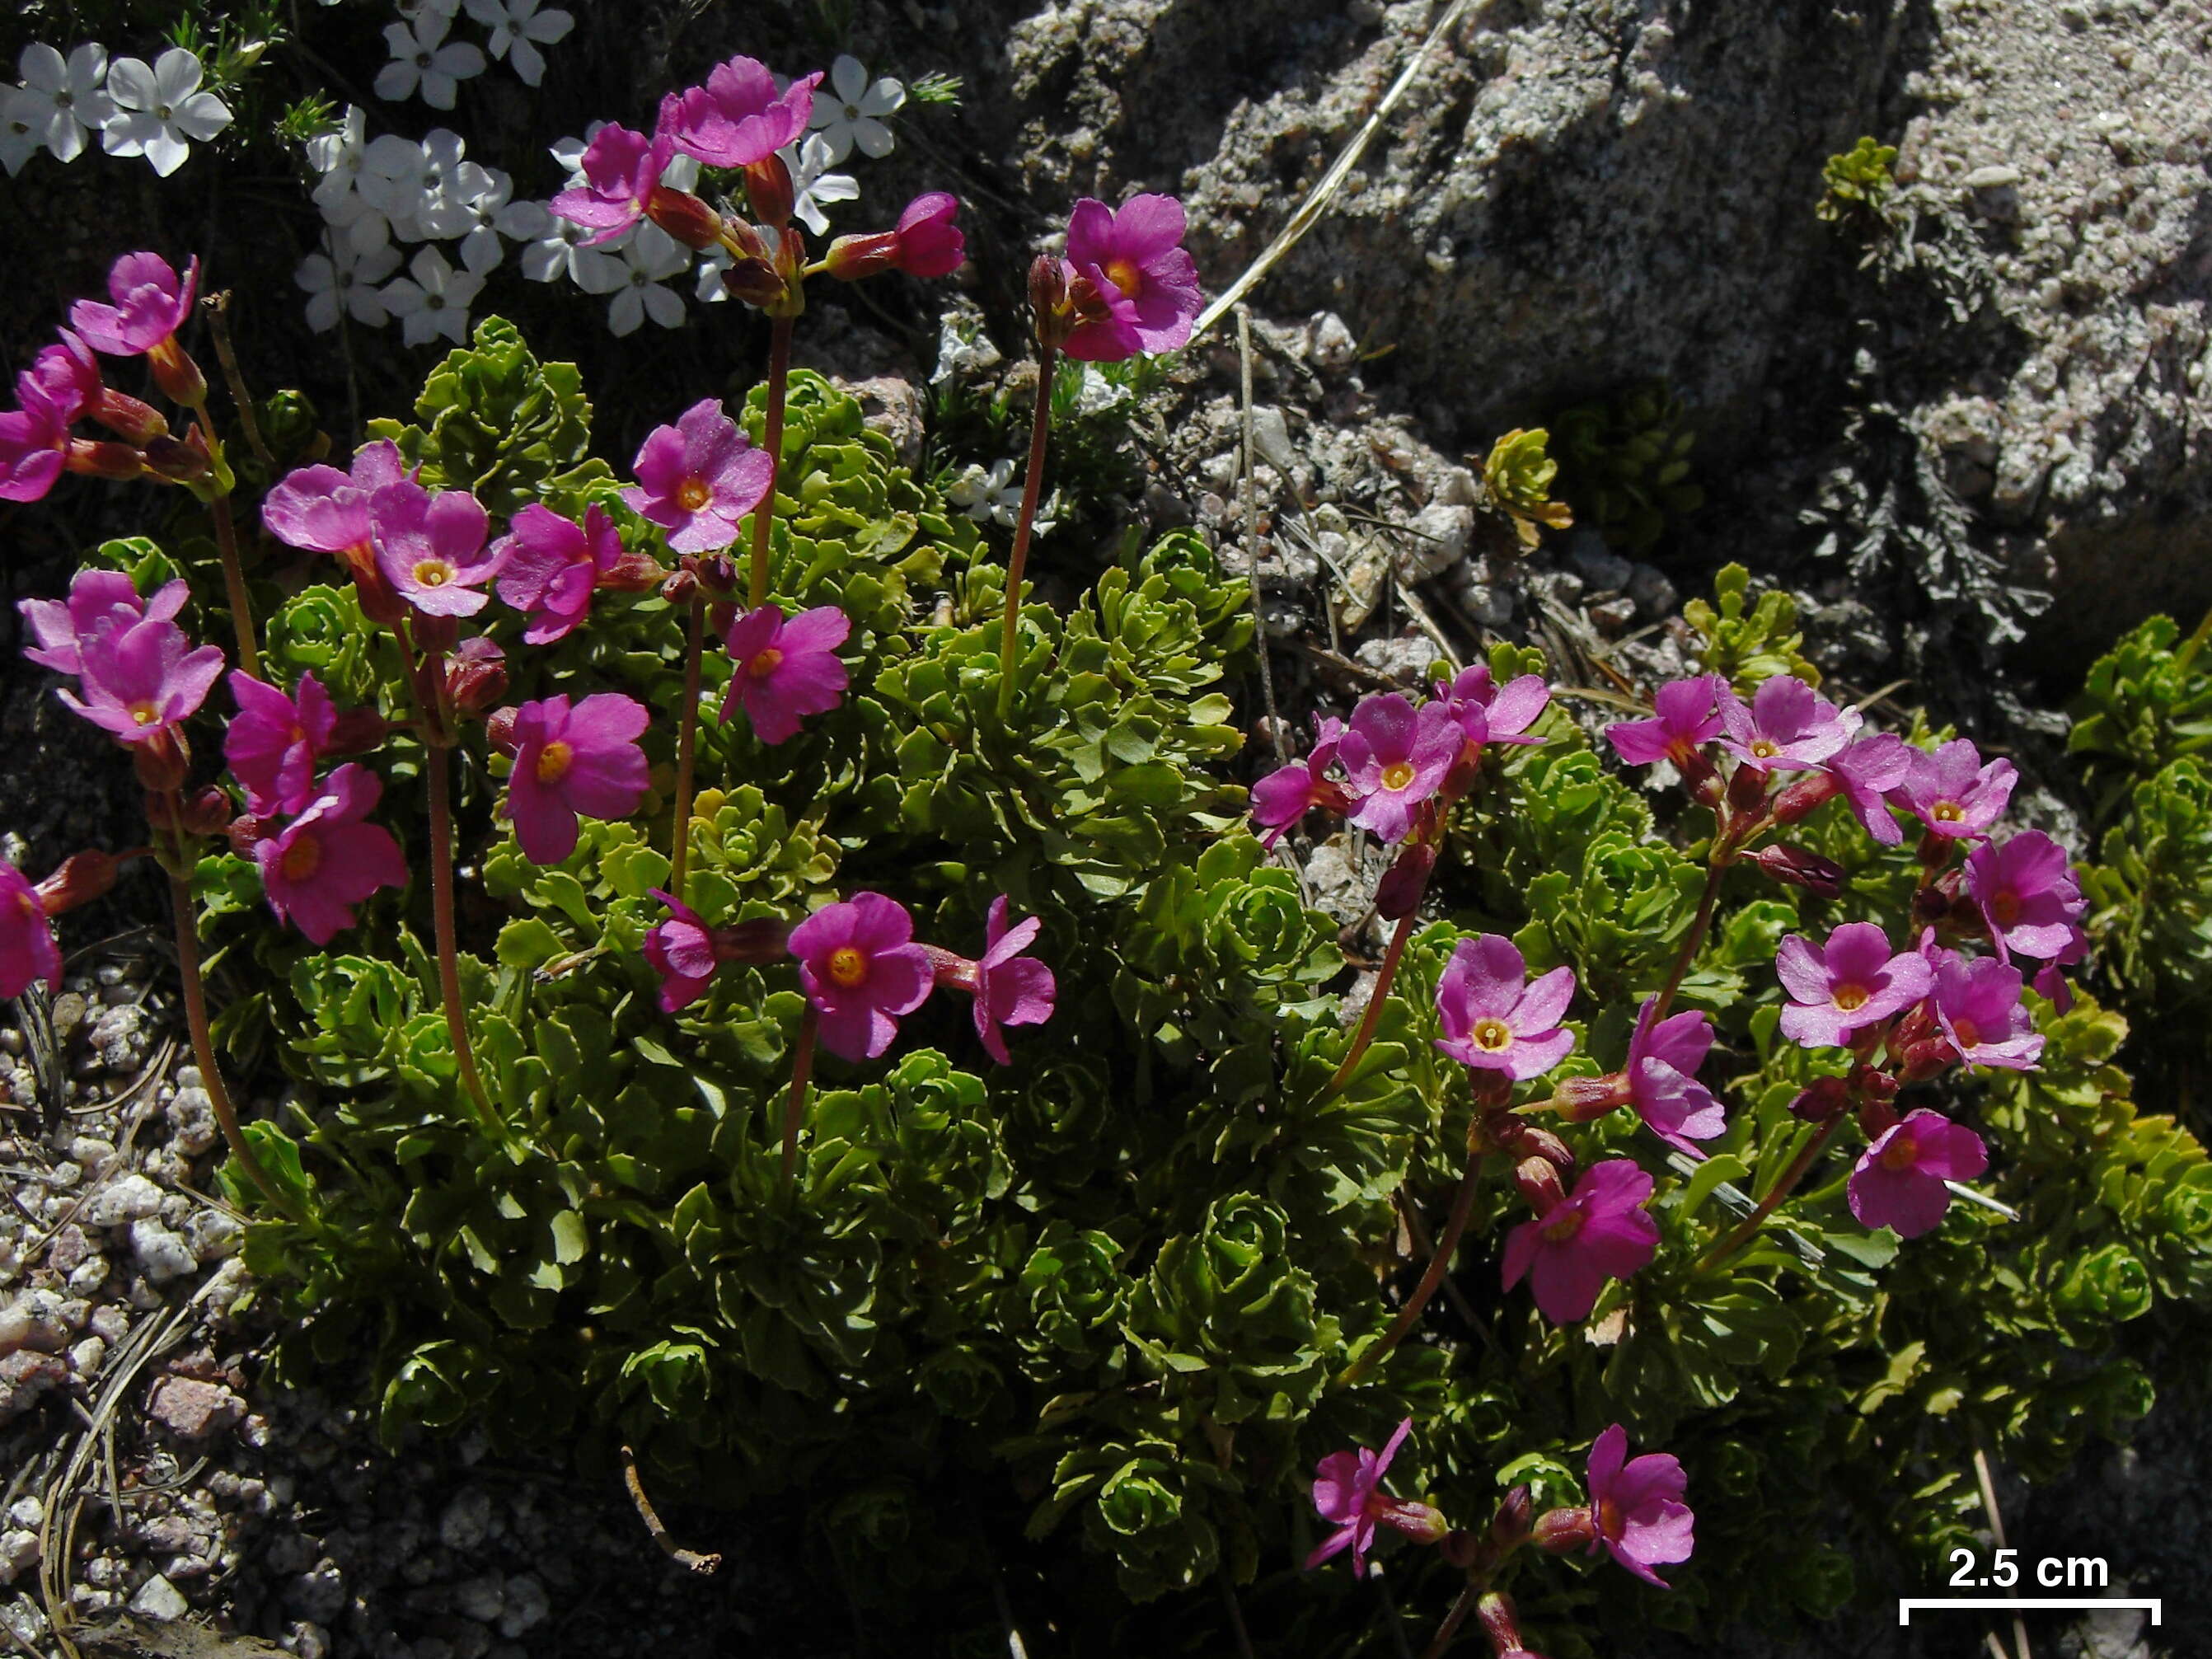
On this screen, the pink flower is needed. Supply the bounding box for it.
[1626,996,1726,1152]
[640,891,790,1014]
[0,386,71,502]
[498,693,650,865]
[668,57,820,169]
[1434,933,1577,1080]
[1250,715,1346,848]
[1849,1108,1987,1238]
[1061,194,1202,361]
[623,398,774,555]
[494,504,627,643]
[58,616,223,743]
[255,763,408,944]
[2032,926,2087,1012]
[1825,733,1914,844]
[824,191,968,282]
[1338,694,1460,844]
[370,483,500,617]
[68,252,199,359]
[1774,921,1934,1049]
[1606,674,1730,768]
[789,892,935,1061]
[1931,954,2043,1071]
[1891,738,2016,839]
[1433,663,1550,747]
[1502,1160,1658,1324]
[20,569,188,676]
[924,897,1057,1065]
[719,603,850,745]
[1304,1418,1447,1579]
[225,670,338,817]
[26,335,98,423]
[550,122,673,246]
[1966,830,2083,962]
[1585,1424,1694,1589]
[261,440,411,569]
[0,859,63,1001]
[1718,675,1858,774]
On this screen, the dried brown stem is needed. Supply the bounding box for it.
[621,1445,722,1575]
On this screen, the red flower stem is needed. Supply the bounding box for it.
[747,315,794,610]
[996,340,1058,722]
[780,1001,820,1191]
[667,593,705,902]
[166,868,298,1220]
[186,402,260,679]
[1649,853,1726,1024]
[1693,1116,1842,1275]
[204,292,275,469]
[1420,1580,1483,1659]
[424,743,498,1132]
[1338,1145,1483,1388]
[1329,903,1422,1096]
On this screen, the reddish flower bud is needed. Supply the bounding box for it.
[1726,758,1770,814]
[65,438,146,481]
[1532,1507,1596,1554]
[1029,254,1070,339]
[177,786,234,837]
[1555,1071,1631,1122]
[1514,1155,1566,1212]
[600,546,668,593]
[327,707,390,757]
[1746,841,1845,898]
[146,337,207,408]
[1771,769,1842,826]
[1439,1529,1483,1570]
[1492,1484,1535,1548]
[1374,842,1437,921]
[741,153,795,229]
[1857,1095,1901,1139]
[130,729,190,793]
[1515,1124,1576,1170]
[1788,1074,1853,1124]
[444,637,507,718]
[35,851,121,916]
[766,222,808,319]
[645,185,728,251]
[1477,1591,1525,1655]
[484,706,520,755]
[227,813,275,855]
[141,433,211,485]
[717,222,789,307]
[659,567,700,605]
[823,230,901,282]
[89,391,169,447]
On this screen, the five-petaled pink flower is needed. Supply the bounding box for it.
[1718,675,1858,774]
[68,251,199,359]
[925,897,1057,1065]
[59,615,223,744]
[1502,1160,1658,1324]
[1965,830,2083,963]
[1433,663,1551,748]
[1061,194,1202,361]
[0,379,72,502]
[1,858,63,1001]
[1434,933,1577,1080]
[623,398,774,555]
[494,503,629,643]
[1931,954,2043,1071]
[1849,1108,1987,1238]
[1825,733,1914,845]
[1774,921,1934,1050]
[255,763,409,944]
[1585,1423,1694,1589]
[20,570,187,677]
[225,670,338,818]
[1626,996,1726,1153]
[1891,738,2016,840]
[551,122,674,246]
[1338,694,1459,844]
[1250,715,1347,849]
[640,892,790,1014]
[500,693,651,865]
[719,603,851,745]
[1606,674,1730,769]
[1304,1418,1447,1579]
[789,892,935,1061]
[668,55,820,169]
[370,482,501,617]
[261,440,412,574]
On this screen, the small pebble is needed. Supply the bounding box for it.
[129,1573,190,1622]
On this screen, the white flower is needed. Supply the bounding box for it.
[807,54,902,165]
[780,134,859,237]
[373,12,485,110]
[444,167,545,274]
[102,49,230,177]
[296,237,403,331]
[1,86,46,176]
[361,129,474,241]
[548,121,602,184]
[695,245,731,304]
[17,42,115,163]
[1073,365,1132,417]
[947,461,1054,534]
[461,0,573,87]
[307,103,370,210]
[575,223,689,335]
[326,188,396,255]
[380,246,483,346]
[518,209,624,284]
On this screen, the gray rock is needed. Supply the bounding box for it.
[145,1376,246,1441]
[127,1574,190,1622]
[1396,503,1474,582]
[1567,536,1634,595]
[128,1219,197,1284]
[438,1488,493,1553]
[496,1575,548,1639]
[1627,563,1679,618]
[84,1173,162,1229]
[284,1558,347,1624]
[452,1575,505,1624]
[0,1530,38,1587]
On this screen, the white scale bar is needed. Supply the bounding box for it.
[1900,1599,2161,1625]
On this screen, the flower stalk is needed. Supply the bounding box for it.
[747,315,794,609]
[1694,1116,1841,1274]
[424,739,498,1132]
[996,340,1057,722]
[668,592,706,900]
[1338,1143,1483,1386]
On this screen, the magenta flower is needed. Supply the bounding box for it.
[1606,675,1730,768]
[550,122,673,246]
[1434,933,1577,1080]
[68,252,199,359]
[825,191,968,281]
[494,504,627,643]
[255,764,409,944]
[1585,1424,1694,1589]
[789,892,935,1061]
[1,859,63,1001]
[500,693,651,865]
[1932,954,2044,1071]
[1338,694,1459,844]
[225,670,338,817]
[2032,926,2088,1011]
[1825,733,1914,844]
[668,56,820,169]
[1626,996,1726,1152]
[0,386,71,503]
[643,889,724,1014]
[1434,663,1550,747]
[623,398,774,556]
[1965,830,2084,962]
[1774,921,1934,1050]
[26,335,98,423]
[1250,715,1346,849]
[1849,1108,1987,1238]
[58,616,223,744]
[20,569,188,677]
[719,603,851,745]
[1061,194,1202,361]
[951,897,1057,1064]
[1892,738,2016,839]
[1718,675,1859,774]
[1304,1418,1448,1578]
[370,483,500,617]
[261,440,411,570]
[1502,1160,1658,1324]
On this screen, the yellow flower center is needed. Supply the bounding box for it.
[676,476,711,512]
[1539,1207,1586,1244]
[1471,1017,1513,1052]
[413,559,452,588]
[747,647,785,680]
[535,740,574,785]
[280,833,322,883]
[827,946,868,988]
[129,701,161,726]
[1104,256,1144,299]
[1380,761,1416,791]
[1933,799,1964,822]
[1750,738,1779,759]
[1831,982,1869,1012]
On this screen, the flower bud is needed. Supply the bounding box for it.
[1531,1506,1596,1554]
[823,230,901,282]
[1491,1484,1535,1549]
[35,851,121,916]
[1857,1096,1901,1139]
[1374,842,1437,921]
[600,546,668,593]
[659,567,700,605]
[1029,254,1071,344]
[130,730,190,793]
[1787,1074,1852,1124]
[694,550,740,598]
[766,222,808,319]
[718,222,788,308]
[645,185,727,251]
[141,433,212,485]
[1477,1591,1525,1655]
[177,786,234,837]
[327,707,390,757]
[1513,1155,1566,1212]
[89,390,169,447]
[1770,770,1842,826]
[444,637,508,718]
[65,438,145,481]
[741,153,795,230]
[1745,841,1845,899]
[1515,1125,1575,1170]
[1726,759,1770,814]
[1850,1062,1900,1104]
[1438,1530,1483,1570]
[227,813,276,855]
[1375,1497,1451,1546]
[1554,1072,1629,1122]
[1897,1038,1953,1082]
[147,337,207,408]
[484,706,520,755]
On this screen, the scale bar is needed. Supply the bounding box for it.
[1900,1599,2160,1626]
